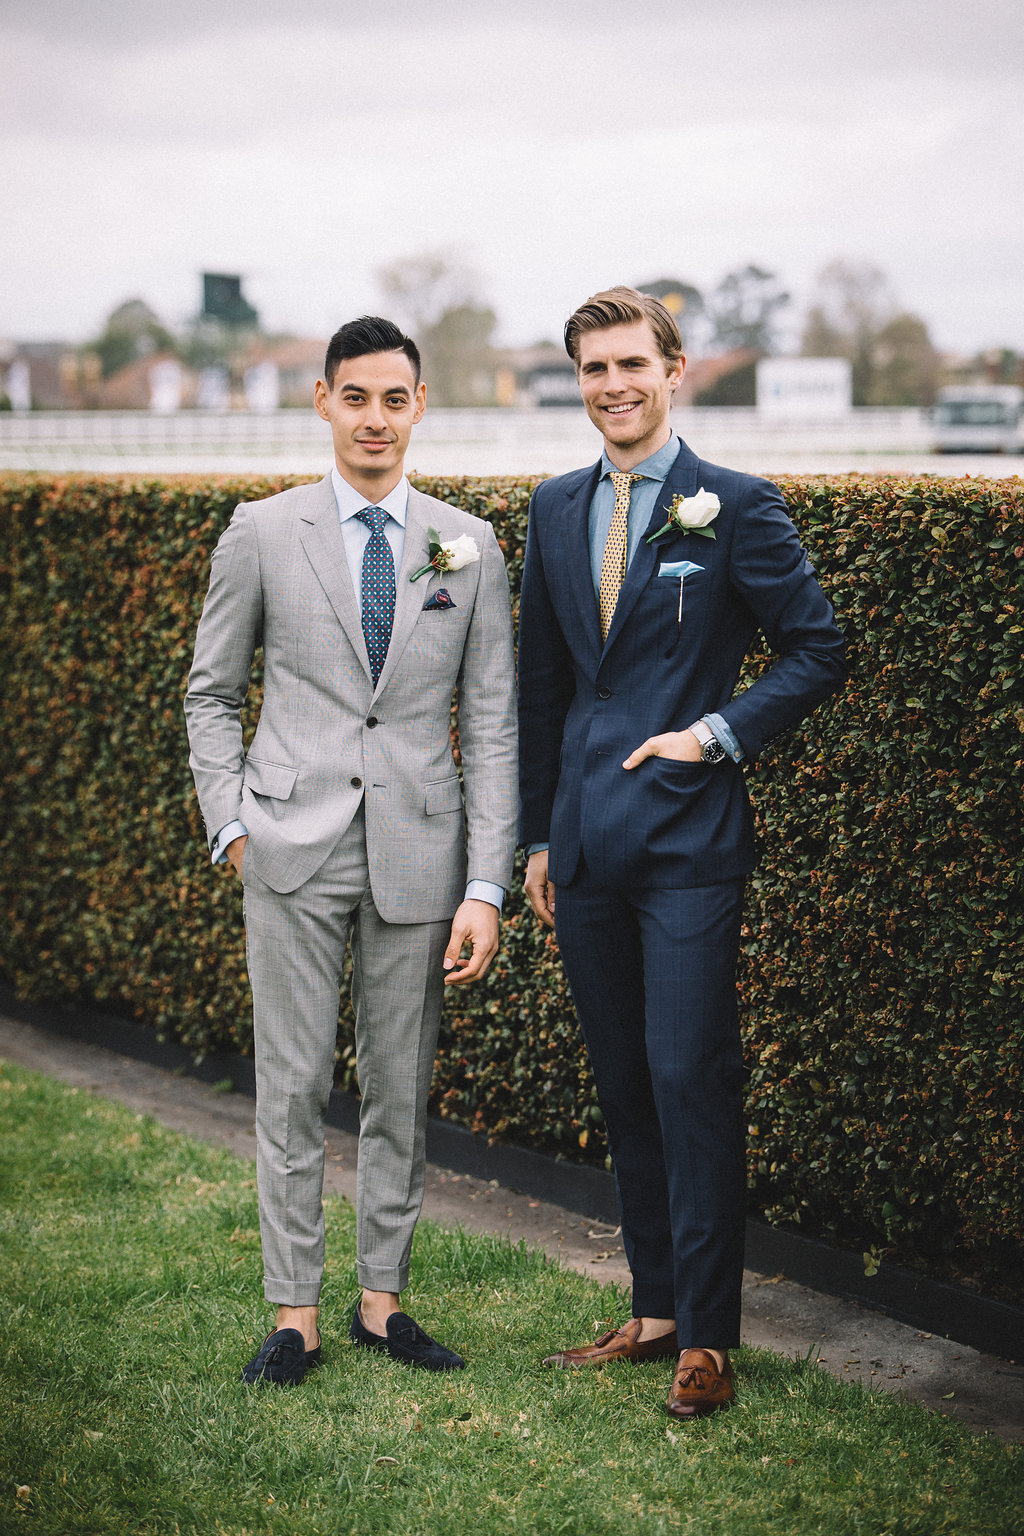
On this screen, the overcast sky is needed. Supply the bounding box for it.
[2,0,1021,355]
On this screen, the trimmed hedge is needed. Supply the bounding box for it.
[1,470,1022,1295]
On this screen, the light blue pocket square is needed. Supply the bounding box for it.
[658,560,704,579]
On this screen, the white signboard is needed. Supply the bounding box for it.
[196,366,231,411]
[6,358,31,412]
[756,357,852,420]
[244,360,280,412]
[149,359,183,414]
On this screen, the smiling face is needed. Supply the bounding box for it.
[314,349,426,500]
[576,320,685,469]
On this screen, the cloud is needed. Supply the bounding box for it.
[1,0,1021,350]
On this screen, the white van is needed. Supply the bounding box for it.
[932,385,1024,453]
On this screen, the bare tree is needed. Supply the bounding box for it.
[801,261,938,405]
[708,265,789,354]
[376,251,496,405]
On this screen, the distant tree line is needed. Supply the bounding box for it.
[75,255,1022,411]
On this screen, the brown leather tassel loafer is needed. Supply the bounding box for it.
[666,1349,735,1418]
[543,1317,678,1368]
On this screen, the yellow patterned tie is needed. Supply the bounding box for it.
[599,472,639,641]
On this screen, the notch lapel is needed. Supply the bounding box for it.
[298,475,373,682]
[371,487,434,696]
[602,438,700,653]
[561,461,603,664]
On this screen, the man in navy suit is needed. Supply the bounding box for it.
[518,286,846,1419]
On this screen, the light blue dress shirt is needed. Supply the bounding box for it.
[588,435,684,592]
[211,469,504,912]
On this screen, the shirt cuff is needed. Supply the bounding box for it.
[704,713,744,763]
[211,820,248,865]
[465,879,504,912]
[524,843,550,858]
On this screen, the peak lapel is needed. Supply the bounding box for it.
[298,475,372,682]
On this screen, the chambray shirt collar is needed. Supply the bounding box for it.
[599,432,681,485]
[331,466,409,526]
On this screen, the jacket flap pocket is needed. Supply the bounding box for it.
[244,757,298,800]
[425,776,463,815]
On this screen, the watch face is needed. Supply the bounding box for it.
[702,739,726,764]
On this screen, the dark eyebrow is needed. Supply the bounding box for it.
[581,353,653,372]
[337,378,413,394]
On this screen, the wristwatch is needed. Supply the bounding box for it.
[689,720,726,765]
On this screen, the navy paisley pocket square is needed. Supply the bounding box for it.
[423,588,456,610]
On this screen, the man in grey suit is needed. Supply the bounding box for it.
[184,316,518,1384]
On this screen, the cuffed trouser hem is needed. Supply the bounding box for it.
[357,1262,411,1294]
[263,1277,323,1307]
[674,1310,741,1352]
[630,1285,678,1322]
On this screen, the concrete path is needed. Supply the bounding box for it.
[2,1012,1022,1442]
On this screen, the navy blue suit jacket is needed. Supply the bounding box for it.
[517,437,847,890]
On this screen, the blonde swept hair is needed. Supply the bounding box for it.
[563,286,684,370]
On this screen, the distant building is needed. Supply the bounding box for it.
[679,350,760,406]
[91,353,200,410]
[5,342,85,409]
[239,337,325,407]
[493,345,580,408]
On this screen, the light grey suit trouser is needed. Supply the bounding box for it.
[242,805,450,1305]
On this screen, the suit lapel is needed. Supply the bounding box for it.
[298,475,373,682]
[372,486,435,696]
[560,461,603,663]
[602,437,700,653]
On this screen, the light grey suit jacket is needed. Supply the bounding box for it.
[184,475,518,921]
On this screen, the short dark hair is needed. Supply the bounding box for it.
[323,316,422,389]
[564,285,683,370]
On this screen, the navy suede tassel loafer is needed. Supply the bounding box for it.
[349,1306,465,1371]
[240,1327,322,1386]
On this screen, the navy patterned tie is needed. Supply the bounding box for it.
[356,506,396,685]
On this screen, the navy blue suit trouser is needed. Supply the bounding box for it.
[554,872,746,1348]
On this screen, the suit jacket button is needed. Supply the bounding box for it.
[596,686,611,699]
[366,716,379,728]
[351,776,363,788]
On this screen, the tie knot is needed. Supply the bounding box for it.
[357,506,387,536]
[610,471,639,500]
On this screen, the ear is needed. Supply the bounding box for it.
[412,380,427,423]
[313,377,329,420]
[668,353,686,393]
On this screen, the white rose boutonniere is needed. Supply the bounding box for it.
[646,487,721,544]
[410,528,480,581]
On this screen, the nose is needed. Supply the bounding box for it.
[604,365,628,394]
[362,399,388,432]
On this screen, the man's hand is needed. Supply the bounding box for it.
[524,849,556,929]
[225,834,248,876]
[443,899,500,986]
[623,730,701,769]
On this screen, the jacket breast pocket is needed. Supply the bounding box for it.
[425,776,463,815]
[244,757,298,800]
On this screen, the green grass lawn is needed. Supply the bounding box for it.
[1,1057,1021,1536]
